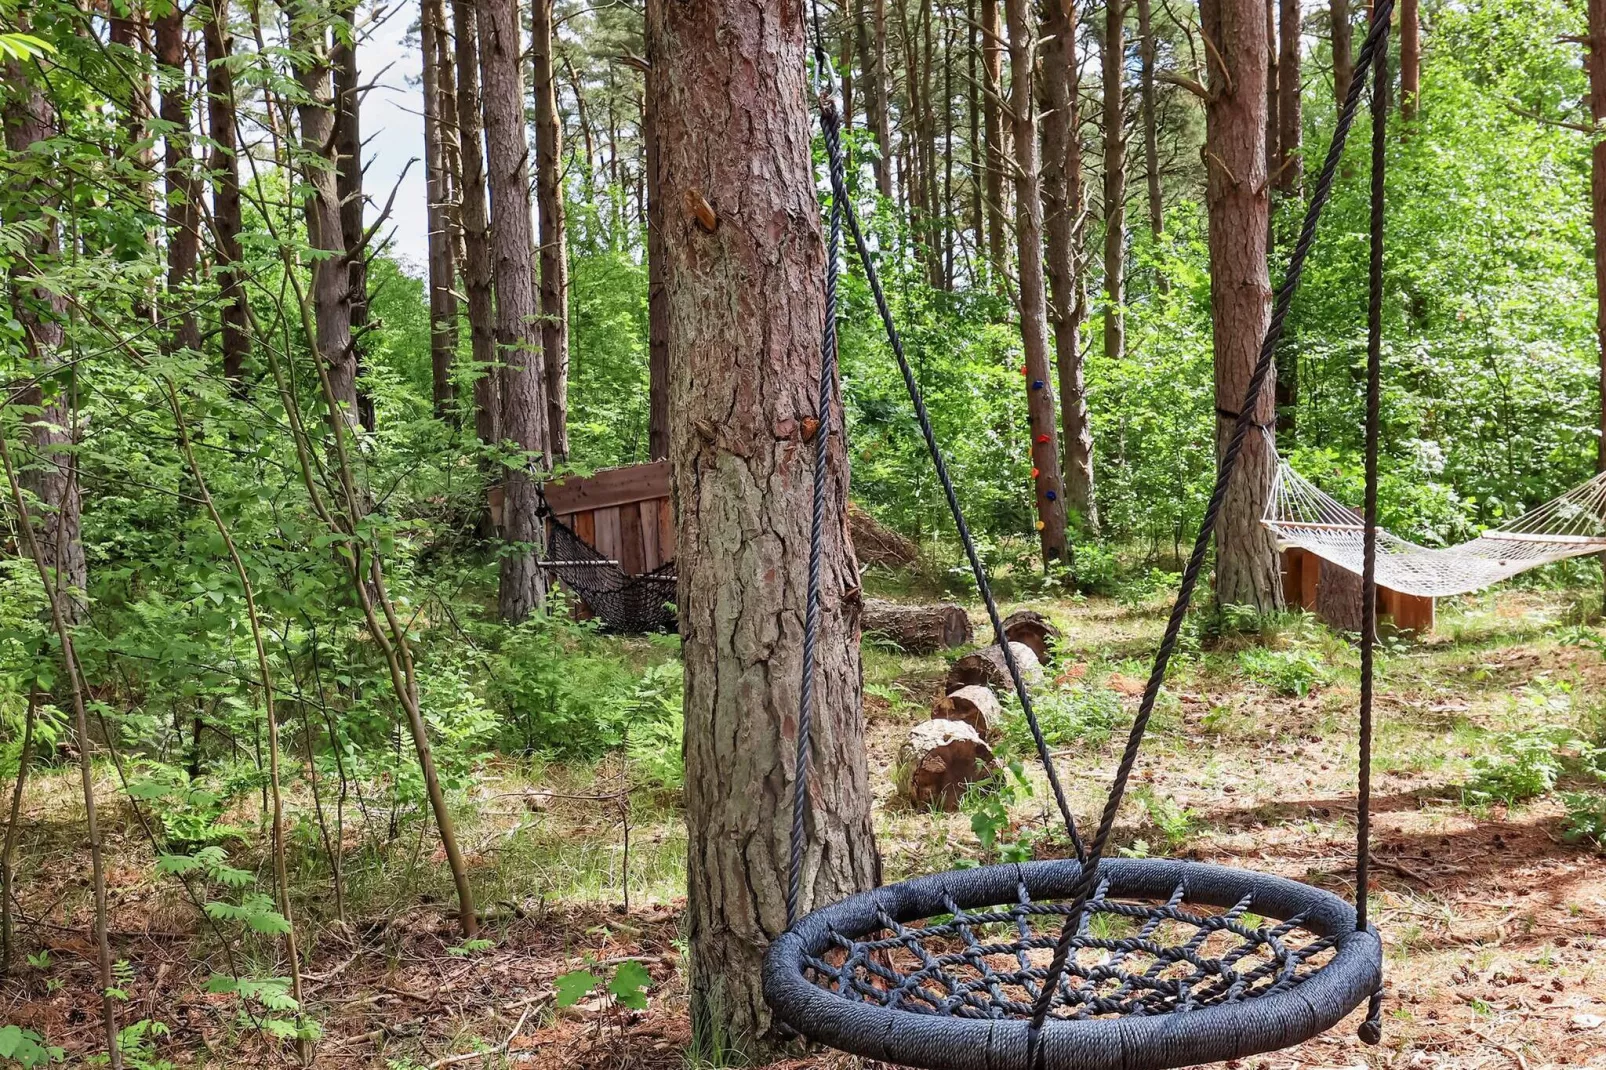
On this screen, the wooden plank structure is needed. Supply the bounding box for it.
[541,461,673,619]
[1281,547,1435,634]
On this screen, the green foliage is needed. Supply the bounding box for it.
[1562,790,1606,847]
[1237,646,1329,697]
[1002,684,1123,753]
[553,959,652,1011]
[0,1026,62,1068]
[1463,726,1588,807]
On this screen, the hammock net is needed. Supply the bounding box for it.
[542,513,678,633]
[1263,444,1606,598]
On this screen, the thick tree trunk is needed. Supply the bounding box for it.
[1138,0,1164,237]
[1399,0,1419,121]
[452,0,500,448]
[287,4,358,423]
[422,0,460,419]
[945,642,1045,694]
[896,720,994,810]
[863,600,974,653]
[1103,0,1127,365]
[155,8,201,355]
[532,0,570,462]
[5,63,85,612]
[644,18,671,461]
[932,686,1004,740]
[1042,0,1098,531]
[1331,0,1352,108]
[1001,608,1062,663]
[1007,0,1070,563]
[651,0,879,1051]
[480,0,551,620]
[1266,0,1279,189]
[203,0,249,384]
[1278,0,1302,194]
[982,0,1007,277]
[1203,0,1282,611]
[333,14,373,430]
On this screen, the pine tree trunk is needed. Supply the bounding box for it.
[203,0,250,385]
[155,8,201,355]
[1278,0,1302,194]
[532,0,570,462]
[287,4,357,423]
[1399,0,1420,120]
[1331,0,1352,107]
[1042,0,1098,531]
[968,0,984,264]
[872,0,894,197]
[5,60,85,612]
[650,0,879,1051]
[982,0,1008,278]
[644,10,671,461]
[1138,0,1164,237]
[452,0,500,448]
[1265,0,1279,190]
[1102,0,1127,364]
[1589,0,1606,595]
[333,15,373,430]
[1203,0,1282,610]
[423,0,459,419]
[480,0,551,620]
[1007,0,1070,564]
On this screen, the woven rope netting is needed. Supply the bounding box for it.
[1264,443,1606,598]
[542,515,678,633]
[803,878,1337,1022]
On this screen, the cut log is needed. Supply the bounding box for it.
[932,685,1004,741]
[849,501,918,567]
[895,719,995,811]
[863,599,974,653]
[943,642,1044,696]
[1000,609,1062,664]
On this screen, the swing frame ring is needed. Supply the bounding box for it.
[764,858,1382,1070]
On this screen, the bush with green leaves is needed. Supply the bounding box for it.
[1237,646,1330,697]
[1002,683,1123,753]
[0,1026,61,1069]
[1463,726,1589,807]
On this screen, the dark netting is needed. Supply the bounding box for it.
[542,514,677,634]
[803,878,1333,1021]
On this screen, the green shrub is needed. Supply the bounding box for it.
[1562,790,1606,847]
[1238,646,1328,697]
[1004,684,1123,753]
[1463,727,1582,807]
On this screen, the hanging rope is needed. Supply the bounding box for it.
[1024,5,1395,1047]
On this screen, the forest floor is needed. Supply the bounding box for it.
[6,587,1606,1069]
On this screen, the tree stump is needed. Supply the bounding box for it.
[863,599,974,653]
[932,685,1005,741]
[849,502,918,567]
[1000,609,1062,664]
[895,719,995,811]
[943,642,1044,696]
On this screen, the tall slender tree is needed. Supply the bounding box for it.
[982,0,1007,276]
[1331,0,1352,106]
[480,0,551,620]
[532,0,570,461]
[1006,0,1070,562]
[333,8,372,430]
[422,0,459,418]
[650,0,878,1051]
[1266,0,1279,189]
[1400,0,1419,120]
[155,5,201,354]
[203,0,249,384]
[1102,0,1127,363]
[1042,0,1098,530]
[636,27,670,461]
[1203,0,1282,609]
[871,0,894,196]
[1278,0,1302,194]
[1138,0,1164,237]
[452,0,500,447]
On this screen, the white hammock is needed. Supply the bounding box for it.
[1261,441,1606,598]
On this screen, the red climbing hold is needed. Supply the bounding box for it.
[1035,434,1050,444]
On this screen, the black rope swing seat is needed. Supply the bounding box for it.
[763,3,1398,1068]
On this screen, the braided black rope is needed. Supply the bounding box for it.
[1026,4,1394,1045]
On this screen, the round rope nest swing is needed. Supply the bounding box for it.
[761,5,1397,1069]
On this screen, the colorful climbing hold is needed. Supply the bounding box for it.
[1036,433,1050,444]
[1031,467,1040,479]
[1032,380,1044,390]
[1046,490,1058,502]
[1035,520,1046,531]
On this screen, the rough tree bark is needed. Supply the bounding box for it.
[1399,0,1419,121]
[1041,0,1099,531]
[871,0,894,197]
[1331,0,1352,107]
[287,1,357,423]
[155,6,202,354]
[1007,0,1070,563]
[452,0,500,447]
[982,0,1008,277]
[5,61,85,611]
[532,0,570,462]
[1203,0,1282,610]
[650,0,879,1050]
[480,0,551,620]
[1266,0,1279,191]
[1102,0,1127,365]
[203,0,250,384]
[422,0,460,419]
[1278,0,1302,194]
[1138,0,1164,237]
[333,10,373,430]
